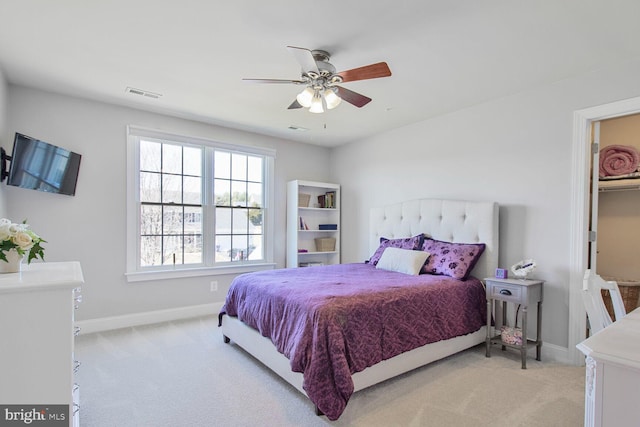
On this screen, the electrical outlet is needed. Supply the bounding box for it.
[210,281,218,292]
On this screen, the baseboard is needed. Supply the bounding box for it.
[76,302,225,335]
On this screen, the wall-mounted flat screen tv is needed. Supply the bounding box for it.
[7,133,82,196]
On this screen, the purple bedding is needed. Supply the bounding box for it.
[219,263,487,420]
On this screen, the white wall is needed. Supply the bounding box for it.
[332,57,640,354]
[5,85,332,321]
[0,68,7,217]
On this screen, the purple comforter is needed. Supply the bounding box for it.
[219,263,486,420]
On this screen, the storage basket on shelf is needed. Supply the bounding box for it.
[500,305,522,346]
[601,276,640,320]
[298,193,311,207]
[315,237,336,252]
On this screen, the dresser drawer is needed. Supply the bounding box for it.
[487,281,523,304]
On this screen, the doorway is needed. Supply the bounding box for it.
[594,115,640,277]
[569,96,640,365]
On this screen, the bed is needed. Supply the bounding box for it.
[219,198,498,420]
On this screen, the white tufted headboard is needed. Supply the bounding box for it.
[370,199,499,280]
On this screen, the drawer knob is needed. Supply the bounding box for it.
[499,289,512,296]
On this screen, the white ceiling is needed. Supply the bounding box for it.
[1,1,640,147]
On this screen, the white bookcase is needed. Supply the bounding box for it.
[0,262,84,427]
[287,180,340,268]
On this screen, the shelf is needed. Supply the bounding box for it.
[298,207,339,211]
[488,336,539,350]
[287,180,341,268]
[298,251,338,256]
[599,178,640,191]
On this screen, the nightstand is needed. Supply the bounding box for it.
[484,277,544,369]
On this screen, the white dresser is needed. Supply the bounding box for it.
[0,262,84,427]
[576,307,640,427]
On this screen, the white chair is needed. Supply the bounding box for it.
[582,269,626,335]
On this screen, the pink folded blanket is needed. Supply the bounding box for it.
[599,145,640,177]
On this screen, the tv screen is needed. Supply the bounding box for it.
[7,133,81,196]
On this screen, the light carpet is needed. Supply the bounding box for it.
[75,315,585,426]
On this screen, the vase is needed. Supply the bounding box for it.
[0,249,24,273]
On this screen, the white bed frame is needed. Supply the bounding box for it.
[220,198,499,407]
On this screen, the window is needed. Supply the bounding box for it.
[126,126,275,281]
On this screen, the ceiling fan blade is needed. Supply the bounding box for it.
[337,62,391,83]
[286,46,319,74]
[288,99,303,109]
[335,86,372,108]
[242,78,304,84]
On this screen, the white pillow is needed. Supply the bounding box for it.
[375,247,430,276]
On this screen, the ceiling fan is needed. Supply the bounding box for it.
[243,46,392,113]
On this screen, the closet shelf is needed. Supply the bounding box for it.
[599,178,640,192]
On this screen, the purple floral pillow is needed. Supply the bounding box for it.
[420,238,486,280]
[368,234,424,266]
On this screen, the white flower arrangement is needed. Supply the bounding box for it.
[0,218,45,264]
[511,259,536,278]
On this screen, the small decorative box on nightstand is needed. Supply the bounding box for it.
[495,268,509,279]
[484,277,544,369]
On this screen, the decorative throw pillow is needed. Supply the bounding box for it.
[368,234,424,266]
[420,238,486,280]
[376,247,431,276]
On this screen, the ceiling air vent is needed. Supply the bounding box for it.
[125,87,162,99]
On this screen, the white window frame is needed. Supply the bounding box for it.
[125,126,276,282]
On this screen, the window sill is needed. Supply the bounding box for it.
[125,262,277,283]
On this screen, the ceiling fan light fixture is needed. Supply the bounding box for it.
[244,46,391,112]
[242,46,391,113]
[296,87,314,108]
[309,90,324,113]
[323,88,341,110]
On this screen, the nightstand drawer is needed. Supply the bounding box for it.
[487,282,523,303]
